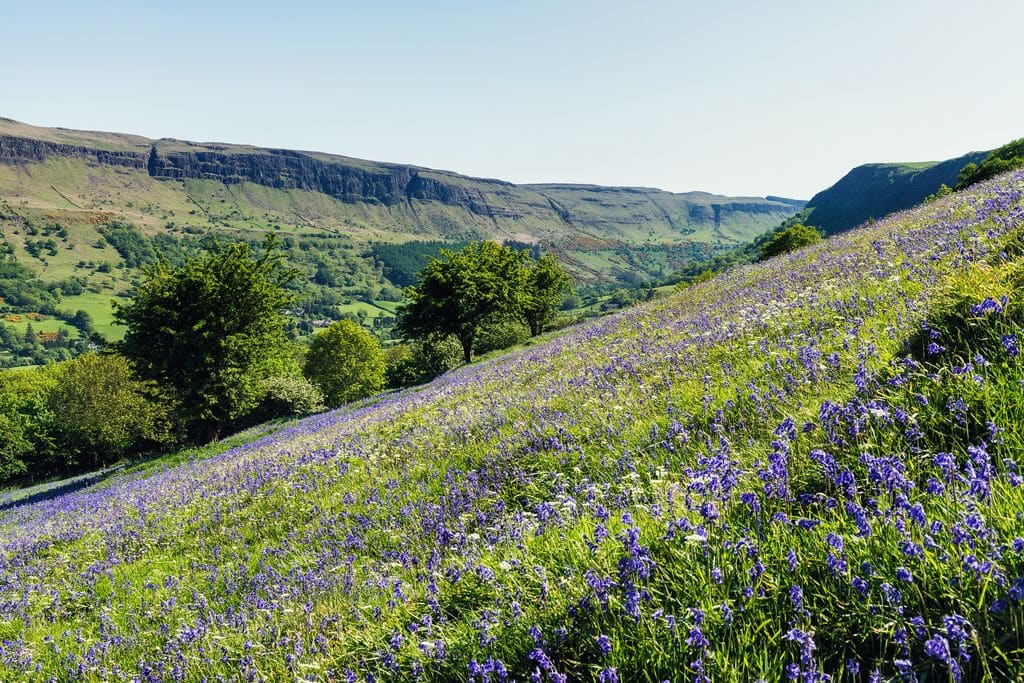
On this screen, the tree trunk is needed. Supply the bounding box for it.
[460,336,473,364]
[202,421,220,444]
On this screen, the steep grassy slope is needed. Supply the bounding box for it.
[799,151,988,235]
[2,171,1023,680]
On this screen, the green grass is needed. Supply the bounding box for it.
[58,290,125,339]
[1,315,78,337]
[370,299,401,314]
[4,174,1022,680]
[335,300,396,319]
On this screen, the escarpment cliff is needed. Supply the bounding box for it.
[0,117,806,284]
[145,145,520,217]
[0,135,147,169]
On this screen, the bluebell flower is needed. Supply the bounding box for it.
[1002,334,1020,357]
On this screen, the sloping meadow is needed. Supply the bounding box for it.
[2,173,1024,681]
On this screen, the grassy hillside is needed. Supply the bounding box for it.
[956,138,1024,190]
[798,151,988,235]
[2,170,1023,680]
[0,118,803,358]
[0,118,802,281]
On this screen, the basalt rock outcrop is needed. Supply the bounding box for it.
[0,135,147,169]
[0,118,805,251]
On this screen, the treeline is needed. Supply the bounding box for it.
[371,240,472,287]
[0,238,572,486]
[956,137,1024,190]
[99,220,202,269]
[0,319,91,368]
[0,333,468,486]
[0,257,89,314]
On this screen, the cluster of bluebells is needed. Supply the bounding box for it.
[0,172,1023,680]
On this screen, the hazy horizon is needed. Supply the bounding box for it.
[4,1,1022,199]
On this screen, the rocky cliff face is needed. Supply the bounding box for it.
[146,145,525,217]
[0,130,525,219]
[0,119,805,261]
[2,130,800,230]
[0,135,147,169]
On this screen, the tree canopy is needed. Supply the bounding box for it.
[114,237,298,442]
[397,241,529,363]
[522,253,573,337]
[759,223,823,261]
[304,319,386,408]
[955,138,1024,190]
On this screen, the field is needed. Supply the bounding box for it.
[335,300,399,322]
[1,172,1024,680]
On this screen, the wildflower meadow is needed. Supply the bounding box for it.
[3,172,1024,681]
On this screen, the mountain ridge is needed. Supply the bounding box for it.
[0,116,805,287]
[0,117,807,351]
[0,118,794,205]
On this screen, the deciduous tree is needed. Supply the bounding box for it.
[522,253,571,336]
[397,242,527,364]
[46,353,171,469]
[303,320,386,408]
[115,237,297,442]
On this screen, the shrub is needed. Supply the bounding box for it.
[759,223,823,260]
[384,345,417,389]
[304,320,386,408]
[252,375,325,421]
[384,336,464,389]
[475,317,531,355]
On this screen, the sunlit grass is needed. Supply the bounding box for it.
[1,173,1023,680]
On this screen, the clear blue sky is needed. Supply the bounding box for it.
[3,0,1022,199]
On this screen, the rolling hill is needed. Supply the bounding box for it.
[2,168,1022,680]
[798,150,989,235]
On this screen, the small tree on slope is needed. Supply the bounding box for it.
[522,253,572,337]
[114,237,297,442]
[304,319,386,408]
[397,241,528,364]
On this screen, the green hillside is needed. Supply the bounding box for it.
[799,150,988,235]
[2,168,1023,680]
[0,117,803,283]
[956,138,1024,189]
[0,118,803,360]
